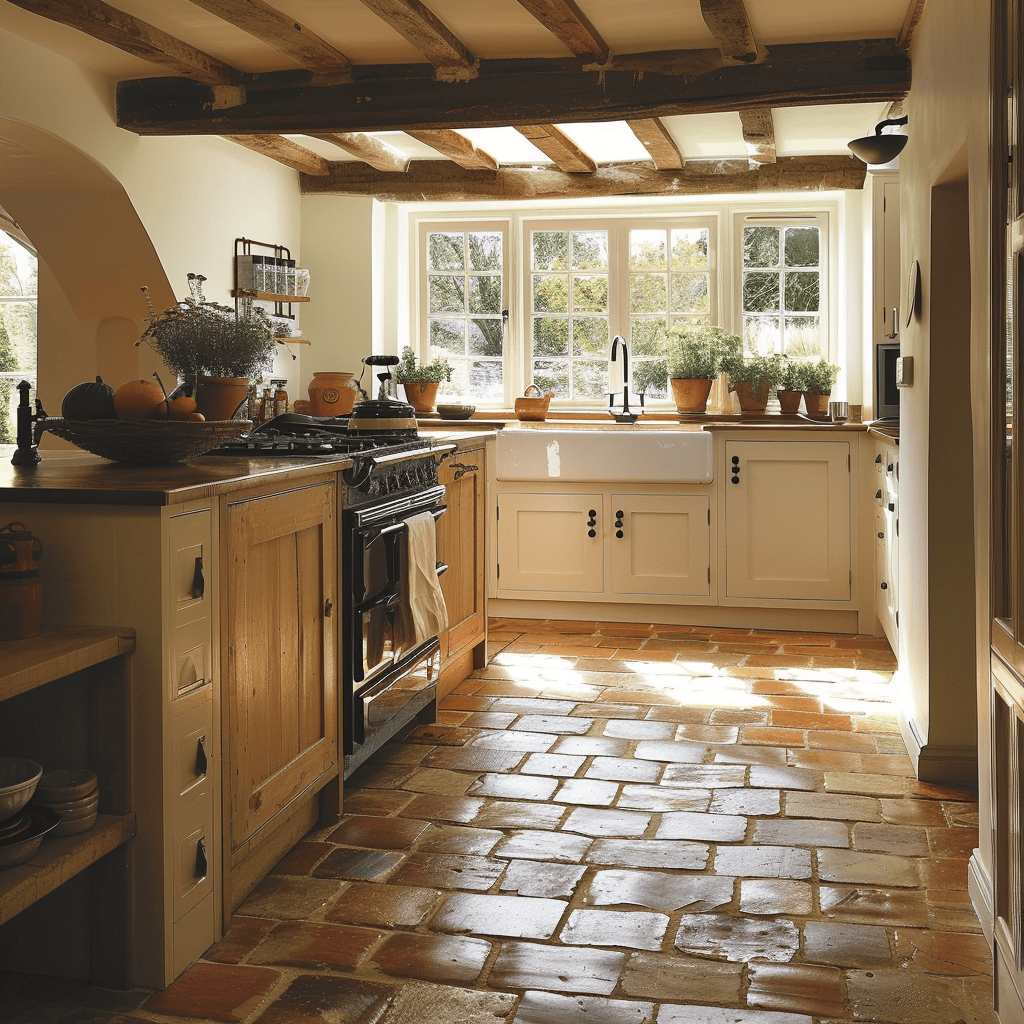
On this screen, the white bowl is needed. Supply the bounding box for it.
[35,769,97,803]
[0,758,43,821]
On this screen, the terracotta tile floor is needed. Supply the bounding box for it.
[0,618,996,1024]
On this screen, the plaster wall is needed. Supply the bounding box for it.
[897,0,991,843]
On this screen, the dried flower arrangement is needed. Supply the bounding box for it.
[139,274,290,383]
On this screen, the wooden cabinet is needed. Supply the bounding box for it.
[723,440,852,602]
[873,439,899,648]
[222,477,338,910]
[436,441,487,663]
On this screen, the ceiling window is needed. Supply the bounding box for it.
[0,228,37,443]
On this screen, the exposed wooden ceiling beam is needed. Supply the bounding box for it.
[223,135,330,174]
[7,0,240,85]
[354,0,475,75]
[739,107,776,165]
[700,0,759,64]
[516,124,596,173]
[512,0,609,61]
[405,130,498,170]
[299,155,867,202]
[307,133,409,173]
[185,0,352,75]
[626,118,683,169]
[116,39,911,136]
[897,0,928,51]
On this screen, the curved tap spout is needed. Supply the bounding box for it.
[611,335,629,383]
[609,335,639,423]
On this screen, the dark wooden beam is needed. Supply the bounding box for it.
[223,135,331,174]
[354,0,475,75]
[116,39,912,136]
[516,124,596,172]
[739,106,775,165]
[512,0,609,61]
[7,0,240,85]
[405,130,497,169]
[299,155,867,202]
[307,133,409,172]
[626,118,683,169]
[700,0,759,63]
[186,0,352,75]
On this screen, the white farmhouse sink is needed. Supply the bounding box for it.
[495,429,714,483]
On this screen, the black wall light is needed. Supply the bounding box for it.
[848,116,909,165]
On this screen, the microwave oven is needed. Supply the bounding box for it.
[875,343,900,422]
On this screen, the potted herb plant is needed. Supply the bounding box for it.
[666,325,743,414]
[721,351,783,414]
[393,345,452,413]
[800,358,840,415]
[139,275,287,420]
[776,358,807,415]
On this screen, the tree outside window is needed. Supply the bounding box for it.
[0,230,37,443]
[741,224,822,359]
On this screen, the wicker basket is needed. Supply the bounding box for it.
[39,418,251,464]
[514,385,554,422]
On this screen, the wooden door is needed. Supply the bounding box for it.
[724,440,851,601]
[224,480,337,852]
[436,445,486,659]
[609,493,710,597]
[496,491,603,594]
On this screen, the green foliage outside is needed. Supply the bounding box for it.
[0,233,38,444]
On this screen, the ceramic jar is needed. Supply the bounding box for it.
[308,372,356,417]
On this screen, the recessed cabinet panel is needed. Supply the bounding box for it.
[167,509,213,701]
[497,493,603,593]
[725,440,851,601]
[610,494,710,597]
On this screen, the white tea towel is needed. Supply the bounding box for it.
[394,511,448,655]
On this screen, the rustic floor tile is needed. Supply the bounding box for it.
[555,778,620,806]
[238,875,345,919]
[312,848,405,882]
[563,806,652,837]
[817,848,921,887]
[382,983,517,1024]
[405,723,472,746]
[254,975,396,1024]
[752,817,849,847]
[845,969,974,1024]
[878,797,948,826]
[808,730,877,752]
[713,846,811,879]
[602,719,677,740]
[459,711,518,730]
[801,921,893,967]
[513,714,594,734]
[400,768,478,795]
[585,756,662,783]
[553,736,630,756]
[715,744,789,766]
[468,773,559,801]
[340,789,415,817]
[473,799,566,829]
[894,929,992,974]
[203,917,276,964]
[647,705,716,724]
[661,764,748,789]
[371,932,491,985]
[351,763,416,790]
[422,747,527,772]
[632,739,708,763]
[500,859,588,898]
[328,815,430,850]
[512,991,655,1024]
[394,792,485,824]
[143,963,281,1023]
[586,838,709,870]
[710,788,781,815]
[929,826,980,859]
[819,885,931,927]
[784,791,881,821]
[739,726,805,747]
[248,921,380,971]
[619,951,744,1003]
[520,752,587,777]
[942,801,981,828]
[560,908,669,951]
[673,913,799,963]
[746,962,845,1017]
[496,829,593,862]
[431,892,567,939]
[389,853,507,891]
[324,882,442,929]
[852,821,929,856]
[920,857,971,891]
[489,942,626,995]
[470,729,559,752]
[414,823,503,855]
[269,841,333,876]
[656,810,747,842]
[749,765,819,790]
[585,869,733,912]
[616,783,710,812]
[738,879,813,916]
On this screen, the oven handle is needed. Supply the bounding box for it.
[362,504,447,549]
[354,587,401,616]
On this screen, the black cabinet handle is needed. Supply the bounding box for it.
[589,509,597,517]
[888,503,895,512]
[875,454,882,464]
[878,532,884,539]
[731,455,739,465]
[588,529,596,538]
[880,582,888,590]
[615,530,624,539]
[191,556,205,599]
[616,510,624,518]
[195,837,208,879]
[324,598,333,617]
[195,735,208,776]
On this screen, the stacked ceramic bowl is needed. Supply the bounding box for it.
[0,756,58,869]
[32,769,99,836]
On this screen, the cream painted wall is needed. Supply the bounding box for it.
[897,0,991,875]
[0,27,302,417]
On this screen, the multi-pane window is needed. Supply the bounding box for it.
[425,227,505,399]
[741,221,823,358]
[530,229,610,400]
[0,230,37,443]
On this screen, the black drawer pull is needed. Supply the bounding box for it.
[195,837,208,880]
[616,530,624,539]
[324,598,333,617]
[191,556,205,599]
[588,529,596,538]
[880,582,888,590]
[195,735,208,776]
[878,532,884,539]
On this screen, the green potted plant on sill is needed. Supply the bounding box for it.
[776,357,808,415]
[721,351,784,414]
[393,345,452,414]
[666,325,743,414]
[800,358,840,415]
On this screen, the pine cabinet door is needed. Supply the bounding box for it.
[496,492,603,593]
[724,440,851,601]
[224,480,337,851]
[609,493,710,597]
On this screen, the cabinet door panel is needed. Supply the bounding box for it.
[226,482,337,850]
[610,494,710,597]
[725,441,850,601]
[497,493,603,593]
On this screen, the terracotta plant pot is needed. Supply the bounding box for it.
[777,389,803,415]
[307,371,355,417]
[732,380,771,414]
[669,378,714,414]
[195,376,249,421]
[402,381,440,414]
[803,392,831,415]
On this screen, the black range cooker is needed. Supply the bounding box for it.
[211,412,457,778]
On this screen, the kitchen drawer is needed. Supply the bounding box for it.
[172,892,217,981]
[167,509,214,701]
[172,798,214,923]
[171,692,214,804]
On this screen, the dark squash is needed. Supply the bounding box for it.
[61,376,117,421]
